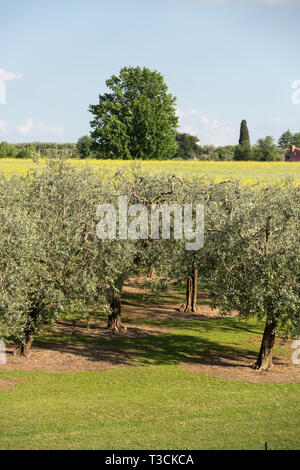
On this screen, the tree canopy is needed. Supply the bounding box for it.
[205,183,300,369]
[173,133,201,160]
[0,161,299,370]
[278,129,300,149]
[252,136,282,161]
[239,119,250,145]
[76,135,94,158]
[89,66,178,160]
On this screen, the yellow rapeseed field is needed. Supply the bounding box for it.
[0,158,299,185]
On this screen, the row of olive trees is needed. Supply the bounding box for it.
[0,162,183,353]
[124,177,299,370]
[0,161,136,354]
[0,162,298,369]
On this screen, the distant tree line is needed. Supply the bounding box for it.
[71,124,300,162]
[76,123,293,162]
[0,142,77,160]
[232,120,284,162]
[0,63,298,162]
[1,127,296,162]
[86,66,296,162]
[278,129,300,150]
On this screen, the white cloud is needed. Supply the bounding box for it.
[0,68,23,82]
[16,118,63,137]
[176,108,237,146]
[35,121,64,136]
[17,118,34,136]
[181,125,200,136]
[176,108,201,119]
[0,120,8,134]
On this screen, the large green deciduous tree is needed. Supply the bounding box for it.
[89,66,178,160]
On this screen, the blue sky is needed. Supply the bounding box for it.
[1,0,300,146]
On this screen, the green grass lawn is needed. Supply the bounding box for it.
[1,284,299,450]
[0,365,299,450]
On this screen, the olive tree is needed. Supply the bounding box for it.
[0,161,132,353]
[206,182,300,370]
[152,179,233,313]
[98,170,189,329]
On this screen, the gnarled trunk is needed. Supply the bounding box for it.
[180,269,199,313]
[252,318,277,370]
[14,316,36,357]
[107,291,126,332]
[147,266,156,278]
[16,333,34,357]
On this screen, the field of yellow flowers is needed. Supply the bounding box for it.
[0,158,299,184]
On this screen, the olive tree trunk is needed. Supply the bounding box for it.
[252,318,277,370]
[147,266,156,278]
[180,269,199,313]
[16,332,34,357]
[107,291,127,333]
[14,309,37,357]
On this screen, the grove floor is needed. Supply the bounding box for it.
[0,278,299,449]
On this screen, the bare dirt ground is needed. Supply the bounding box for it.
[123,301,222,322]
[1,320,167,373]
[123,279,224,321]
[182,341,300,384]
[0,279,299,384]
[2,342,129,373]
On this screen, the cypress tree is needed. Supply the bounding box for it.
[234,119,251,160]
[239,120,250,145]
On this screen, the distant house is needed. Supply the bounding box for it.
[284,145,300,162]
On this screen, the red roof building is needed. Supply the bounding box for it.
[284,145,300,162]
